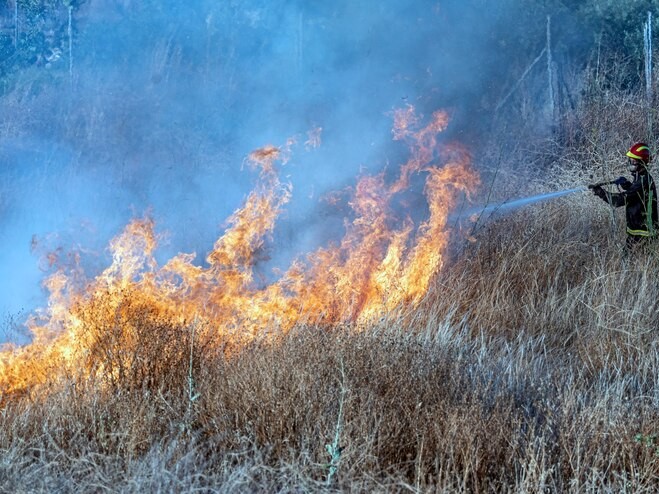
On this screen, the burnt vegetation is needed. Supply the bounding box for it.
[2,1,659,492]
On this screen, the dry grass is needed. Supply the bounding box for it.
[2,58,659,492]
[1,199,659,492]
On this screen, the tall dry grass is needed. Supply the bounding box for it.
[1,191,659,492]
[2,59,659,491]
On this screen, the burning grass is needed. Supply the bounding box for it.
[0,105,479,395]
[0,198,658,491]
[2,100,659,490]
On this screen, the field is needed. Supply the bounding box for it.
[1,169,658,492]
[2,4,659,489]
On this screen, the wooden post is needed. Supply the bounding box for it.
[644,11,653,135]
[546,15,555,124]
[14,0,18,48]
[68,5,74,84]
[296,12,304,76]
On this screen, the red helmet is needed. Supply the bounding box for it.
[626,142,651,164]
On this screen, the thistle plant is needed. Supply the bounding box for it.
[325,357,347,486]
[188,317,201,405]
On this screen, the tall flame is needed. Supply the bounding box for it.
[0,106,479,393]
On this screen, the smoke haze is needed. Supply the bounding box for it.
[0,0,584,325]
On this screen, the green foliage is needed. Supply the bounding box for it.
[635,433,659,456]
[578,0,658,59]
[0,0,85,94]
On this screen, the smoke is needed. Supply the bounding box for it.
[0,0,576,325]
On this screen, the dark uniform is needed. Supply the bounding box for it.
[592,143,658,249]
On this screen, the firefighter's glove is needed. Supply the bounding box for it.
[591,185,606,199]
[613,176,630,187]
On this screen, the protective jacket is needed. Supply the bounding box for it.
[595,169,659,237]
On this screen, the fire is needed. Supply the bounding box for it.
[0,106,479,394]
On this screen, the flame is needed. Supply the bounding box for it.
[0,106,479,394]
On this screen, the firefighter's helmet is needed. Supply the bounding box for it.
[626,142,651,164]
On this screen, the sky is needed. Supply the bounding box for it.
[0,0,568,331]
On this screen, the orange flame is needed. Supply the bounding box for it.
[0,106,479,394]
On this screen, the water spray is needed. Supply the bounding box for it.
[453,186,588,223]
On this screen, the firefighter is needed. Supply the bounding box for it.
[591,142,659,250]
